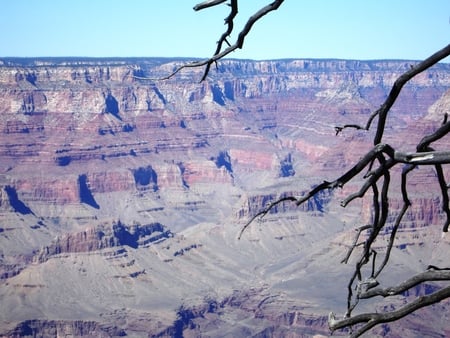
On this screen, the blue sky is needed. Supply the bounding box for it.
[0,0,449,61]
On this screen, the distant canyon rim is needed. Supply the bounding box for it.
[1,57,450,337]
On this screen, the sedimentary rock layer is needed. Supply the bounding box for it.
[1,57,450,336]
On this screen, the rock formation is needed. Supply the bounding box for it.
[0,57,450,337]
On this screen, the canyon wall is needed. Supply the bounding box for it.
[1,57,450,337]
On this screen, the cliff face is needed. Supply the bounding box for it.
[1,57,450,337]
[1,58,449,208]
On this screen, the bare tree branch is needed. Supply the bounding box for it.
[329,285,450,338]
[237,195,297,240]
[335,44,450,141]
[135,1,285,82]
[193,0,227,11]
[372,166,412,279]
[359,270,450,299]
[238,143,450,238]
[341,225,371,264]
[159,3,450,335]
[235,43,450,336]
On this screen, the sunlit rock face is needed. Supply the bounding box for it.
[1,57,450,337]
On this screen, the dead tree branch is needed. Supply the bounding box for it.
[193,0,285,81]
[193,0,227,11]
[239,144,450,234]
[358,270,450,299]
[159,3,450,335]
[335,44,450,143]
[135,1,285,82]
[238,195,297,240]
[236,44,450,336]
[329,285,450,338]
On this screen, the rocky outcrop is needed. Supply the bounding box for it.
[181,160,233,185]
[157,288,337,338]
[36,221,173,263]
[13,177,80,204]
[237,189,332,219]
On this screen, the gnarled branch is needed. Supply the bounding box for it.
[329,285,450,338]
[135,1,285,82]
[156,3,450,335]
[359,270,450,299]
[335,44,450,143]
[236,43,450,336]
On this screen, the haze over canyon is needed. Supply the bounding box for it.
[1,57,450,337]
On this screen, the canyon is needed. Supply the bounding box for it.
[1,57,450,337]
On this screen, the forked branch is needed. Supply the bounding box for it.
[159,3,450,335]
[335,44,450,144]
[239,144,450,238]
[135,1,285,82]
[236,44,450,337]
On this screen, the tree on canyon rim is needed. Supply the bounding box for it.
[154,1,450,336]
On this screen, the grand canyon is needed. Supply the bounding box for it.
[1,57,450,337]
